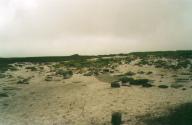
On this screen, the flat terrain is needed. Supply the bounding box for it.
[0,51,192,125]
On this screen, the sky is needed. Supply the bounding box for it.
[0,0,192,57]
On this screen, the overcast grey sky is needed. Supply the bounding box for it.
[0,0,192,57]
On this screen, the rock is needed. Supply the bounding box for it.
[111,81,121,88]
[63,74,72,79]
[17,78,30,84]
[103,68,110,73]
[111,112,122,125]
[121,82,130,87]
[45,76,53,81]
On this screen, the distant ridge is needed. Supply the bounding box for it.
[129,50,192,58]
[0,50,191,63]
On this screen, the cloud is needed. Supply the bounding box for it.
[0,0,192,57]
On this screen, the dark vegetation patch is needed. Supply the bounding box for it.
[175,78,190,83]
[61,60,92,68]
[180,72,191,75]
[0,73,6,78]
[8,66,18,71]
[0,63,15,73]
[130,79,151,86]
[158,85,169,89]
[45,76,53,81]
[2,86,21,91]
[62,58,120,69]
[130,50,192,58]
[25,66,38,71]
[52,58,120,77]
[0,54,93,73]
[143,102,192,125]
[142,83,153,88]
[119,77,134,83]
[114,76,152,88]
[0,54,92,64]
[119,77,150,85]
[177,60,191,69]
[56,69,73,79]
[172,75,178,77]
[17,78,31,84]
[0,50,191,73]
[182,88,187,91]
[131,51,192,70]
[135,58,191,70]
[138,71,145,74]
[146,71,153,75]
[124,71,136,76]
[171,83,184,89]
[0,92,9,97]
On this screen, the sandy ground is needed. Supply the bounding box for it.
[0,63,192,125]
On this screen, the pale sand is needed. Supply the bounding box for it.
[0,63,192,125]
